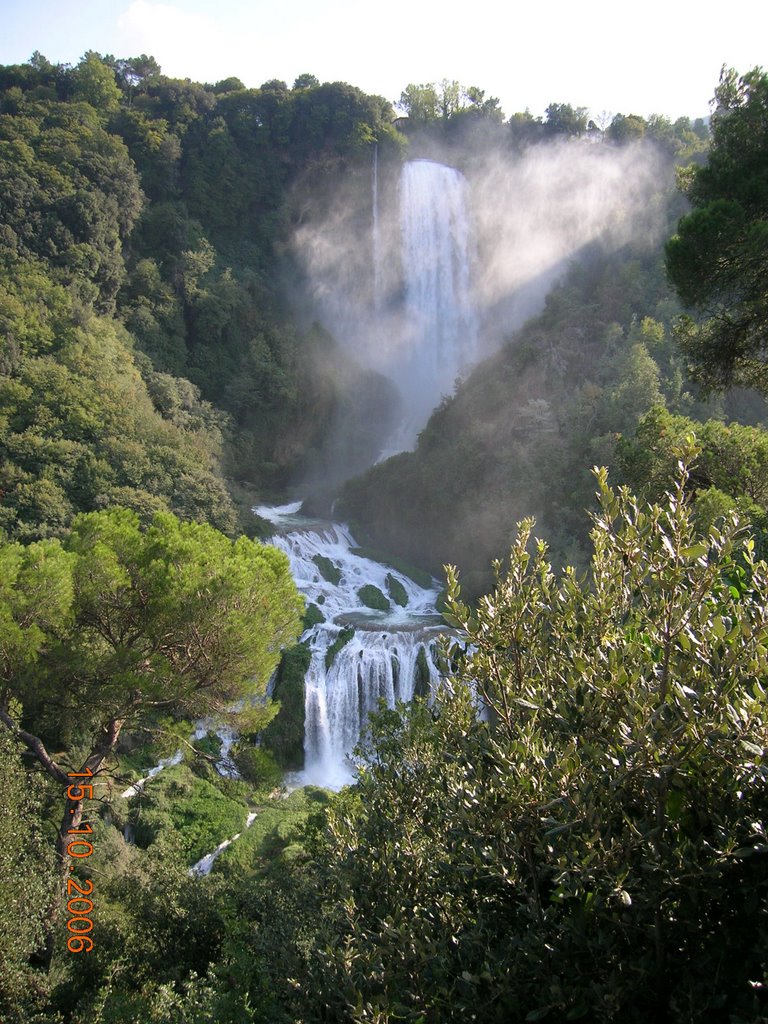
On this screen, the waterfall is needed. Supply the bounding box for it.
[257,503,443,789]
[303,626,440,787]
[390,159,478,449]
[372,143,382,313]
[298,156,479,459]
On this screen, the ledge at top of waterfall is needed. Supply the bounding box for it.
[255,502,445,789]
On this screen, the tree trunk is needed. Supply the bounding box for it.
[54,717,125,873]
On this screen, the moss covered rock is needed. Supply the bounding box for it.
[303,602,326,628]
[312,554,341,585]
[414,645,432,698]
[325,626,355,669]
[386,573,409,607]
[262,642,311,769]
[357,584,390,611]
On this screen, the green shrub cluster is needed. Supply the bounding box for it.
[303,456,768,1022]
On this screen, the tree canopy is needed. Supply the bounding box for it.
[0,508,302,881]
[666,66,768,392]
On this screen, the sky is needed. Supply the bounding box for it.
[1,0,766,122]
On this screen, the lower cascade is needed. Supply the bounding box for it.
[258,502,444,788]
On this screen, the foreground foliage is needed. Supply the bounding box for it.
[0,732,57,1022]
[309,454,768,1022]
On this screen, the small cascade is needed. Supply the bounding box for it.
[257,502,444,788]
[189,811,258,878]
[120,750,184,799]
[120,723,240,800]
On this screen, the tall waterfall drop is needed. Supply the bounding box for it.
[387,159,478,449]
[296,155,479,456]
[372,144,383,313]
[258,503,443,789]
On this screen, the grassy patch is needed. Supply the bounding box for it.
[130,764,247,865]
[215,786,332,879]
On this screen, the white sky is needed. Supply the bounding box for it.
[1,0,766,121]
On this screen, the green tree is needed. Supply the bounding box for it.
[0,537,74,688]
[0,257,239,540]
[465,85,503,121]
[113,53,162,98]
[608,111,647,142]
[508,108,545,146]
[0,96,143,309]
[293,73,319,90]
[0,509,302,885]
[397,80,501,126]
[665,66,768,392]
[0,732,57,1023]
[599,337,664,435]
[398,82,439,122]
[617,405,768,554]
[545,101,589,136]
[71,51,122,115]
[437,78,462,120]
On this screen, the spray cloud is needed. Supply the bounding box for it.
[293,135,670,459]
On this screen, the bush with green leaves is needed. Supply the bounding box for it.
[309,449,768,1023]
[0,732,57,1023]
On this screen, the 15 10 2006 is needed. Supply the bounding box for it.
[65,768,96,953]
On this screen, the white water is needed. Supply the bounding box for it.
[372,144,382,313]
[379,159,478,451]
[297,157,479,458]
[258,503,444,789]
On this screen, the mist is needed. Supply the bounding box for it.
[292,135,671,469]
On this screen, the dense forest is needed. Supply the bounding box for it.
[1,47,768,1023]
